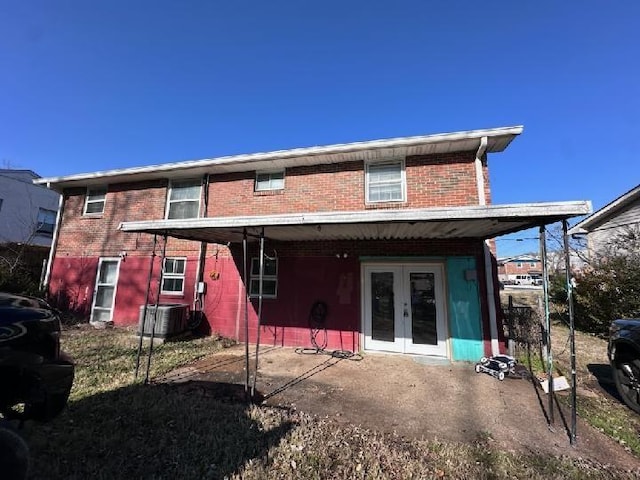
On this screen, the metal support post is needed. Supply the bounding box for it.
[563,220,577,445]
[540,226,554,425]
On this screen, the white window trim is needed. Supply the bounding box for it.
[255,170,285,192]
[365,159,406,204]
[84,187,107,215]
[165,179,202,220]
[161,257,187,295]
[249,257,278,298]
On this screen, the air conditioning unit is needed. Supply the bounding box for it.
[138,304,189,338]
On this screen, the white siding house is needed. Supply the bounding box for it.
[0,170,60,247]
[568,184,640,258]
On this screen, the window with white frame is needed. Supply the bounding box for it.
[516,262,522,268]
[84,187,107,215]
[161,258,186,294]
[365,160,405,203]
[255,170,285,192]
[249,257,278,298]
[166,179,201,219]
[530,262,536,268]
[36,208,56,236]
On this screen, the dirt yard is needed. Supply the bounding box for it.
[160,345,640,471]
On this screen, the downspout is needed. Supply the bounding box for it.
[42,187,65,295]
[193,174,210,318]
[476,137,500,355]
[475,136,488,206]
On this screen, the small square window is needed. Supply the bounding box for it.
[255,171,285,192]
[36,208,57,236]
[167,180,201,219]
[84,187,107,215]
[249,257,278,298]
[529,262,536,268]
[366,161,405,203]
[516,262,522,268]
[162,257,186,294]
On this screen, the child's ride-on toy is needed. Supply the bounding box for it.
[474,355,517,381]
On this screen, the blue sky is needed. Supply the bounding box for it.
[1,1,638,256]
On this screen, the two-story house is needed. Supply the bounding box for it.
[36,126,590,361]
[497,254,542,285]
[0,169,60,247]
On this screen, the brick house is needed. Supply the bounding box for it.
[497,255,542,284]
[36,126,590,361]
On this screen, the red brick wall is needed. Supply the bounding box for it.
[57,181,200,257]
[502,261,541,275]
[208,152,485,217]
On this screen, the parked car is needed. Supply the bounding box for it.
[0,292,75,477]
[608,319,640,414]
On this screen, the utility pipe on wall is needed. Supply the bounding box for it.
[476,136,499,354]
[475,136,488,206]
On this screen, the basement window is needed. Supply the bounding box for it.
[84,187,107,215]
[255,170,285,192]
[249,257,278,298]
[166,179,201,219]
[365,160,406,203]
[162,258,186,295]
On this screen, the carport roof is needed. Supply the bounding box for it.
[119,201,592,243]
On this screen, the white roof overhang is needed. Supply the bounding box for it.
[35,126,522,192]
[120,201,592,244]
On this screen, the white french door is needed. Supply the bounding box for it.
[90,258,121,323]
[363,263,447,356]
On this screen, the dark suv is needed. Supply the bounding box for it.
[608,319,640,414]
[0,292,74,421]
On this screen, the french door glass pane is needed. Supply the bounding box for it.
[410,272,437,345]
[92,309,111,323]
[371,272,395,342]
[95,286,114,308]
[99,261,118,284]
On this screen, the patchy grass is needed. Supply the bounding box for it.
[20,326,640,479]
[61,325,234,400]
[550,323,640,458]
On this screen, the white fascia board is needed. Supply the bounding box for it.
[568,184,640,234]
[36,125,523,188]
[120,200,591,233]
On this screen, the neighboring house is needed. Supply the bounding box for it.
[497,254,542,284]
[35,126,590,361]
[568,184,640,259]
[0,169,60,247]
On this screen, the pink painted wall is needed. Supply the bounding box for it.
[201,255,361,351]
[49,255,198,326]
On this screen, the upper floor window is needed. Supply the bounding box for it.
[166,179,201,219]
[255,170,285,192]
[516,262,523,268]
[529,262,536,267]
[36,208,56,236]
[84,187,107,215]
[161,257,186,294]
[365,160,406,203]
[249,257,278,298]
